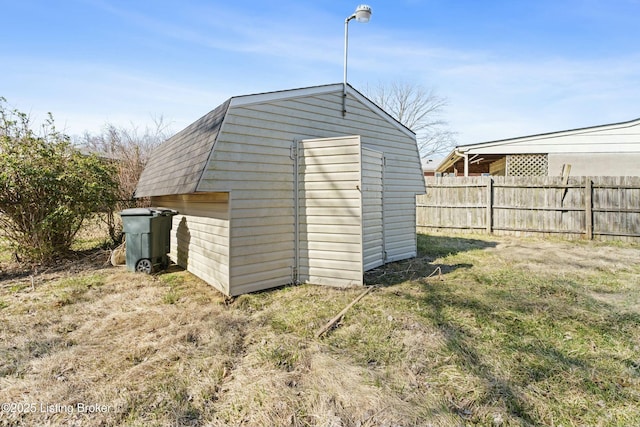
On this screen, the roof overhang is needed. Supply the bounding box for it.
[436,148,467,173]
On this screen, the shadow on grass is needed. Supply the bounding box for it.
[417,233,498,258]
[365,234,640,424]
[394,264,639,424]
[365,234,497,287]
[422,284,541,423]
[156,263,186,275]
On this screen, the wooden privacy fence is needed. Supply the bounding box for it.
[417,176,640,242]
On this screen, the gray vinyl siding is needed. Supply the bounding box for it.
[197,107,296,295]
[152,193,230,295]
[137,85,426,296]
[152,91,424,295]
[382,157,420,262]
[361,147,385,271]
[344,93,424,262]
[192,89,423,294]
[299,136,363,287]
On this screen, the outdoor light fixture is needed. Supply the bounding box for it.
[353,4,372,23]
[343,4,372,116]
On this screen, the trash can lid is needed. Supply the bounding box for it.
[119,207,178,217]
[119,208,154,217]
[151,208,178,216]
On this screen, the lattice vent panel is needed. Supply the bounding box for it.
[506,154,548,176]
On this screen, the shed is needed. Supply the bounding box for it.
[437,117,640,177]
[135,84,425,296]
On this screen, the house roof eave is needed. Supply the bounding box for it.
[436,148,467,172]
[457,116,640,152]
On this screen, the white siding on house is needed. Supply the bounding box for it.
[548,153,640,176]
[440,117,640,177]
[457,119,640,155]
[152,193,230,295]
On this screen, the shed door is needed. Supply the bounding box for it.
[297,136,364,287]
[361,148,385,271]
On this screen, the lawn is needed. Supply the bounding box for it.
[0,231,639,426]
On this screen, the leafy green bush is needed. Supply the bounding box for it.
[0,97,118,262]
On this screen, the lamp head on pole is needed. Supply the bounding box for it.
[346,4,372,23]
[354,4,372,23]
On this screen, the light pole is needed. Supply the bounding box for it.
[343,4,371,117]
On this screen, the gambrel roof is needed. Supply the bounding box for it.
[136,99,230,197]
[136,83,415,198]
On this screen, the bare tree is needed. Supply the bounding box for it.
[363,81,456,158]
[76,117,172,242]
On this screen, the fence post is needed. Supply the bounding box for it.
[486,177,493,234]
[585,178,593,240]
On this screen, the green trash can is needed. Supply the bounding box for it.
[119,208,178,273]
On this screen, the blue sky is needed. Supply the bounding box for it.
[3,0,640,148]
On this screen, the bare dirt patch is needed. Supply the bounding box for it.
[481,236,640,315]
[490,236,640,275]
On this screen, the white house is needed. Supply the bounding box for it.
[437,117,640,177]
[135,84,425,296]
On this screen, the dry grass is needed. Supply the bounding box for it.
[1,228,639,426]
